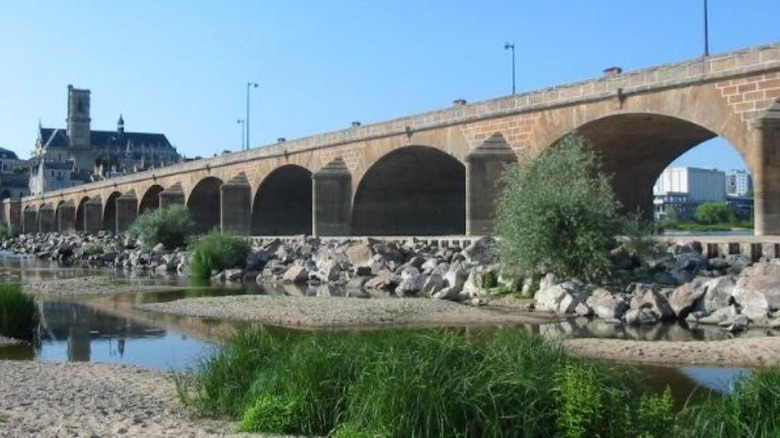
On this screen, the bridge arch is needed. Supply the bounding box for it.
[23,205,37,233]
[251,165,312,235]
[187,176,223,233]
[139,184,164,216]
[103,191,122,233]
[352,145,466,235]
[75,196,90,232]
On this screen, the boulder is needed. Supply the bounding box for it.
[535,280,588,314]
[624,308,659,325]
[346,243,374,267]
[668,279,707,318]
[629,285,674,321]
[462,237,495,265]
[443,262,469,292]
[421,273,446,296]
[282,264,309,283]
[586,288,629,319]
[700,276,737,313]
[395,273,427,297]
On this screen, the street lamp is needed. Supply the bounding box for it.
[504,42,516,95]
[237,119,245,151]
[703,0,710,57]
[246,82,258,150]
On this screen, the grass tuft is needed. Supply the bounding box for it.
[0,283,37,341]
[188,230,251,280]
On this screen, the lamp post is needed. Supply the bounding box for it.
[246,82,258,150]
[703,0,710,57]
[504,42,516,95]
[237,119,245,151]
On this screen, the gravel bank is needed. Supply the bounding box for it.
[138,295,553,328]
[24,276,187,297]
[0,361,290,438]
[563,336,780,368]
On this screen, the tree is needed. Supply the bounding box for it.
[494,134,622,285]
[694,202,736,224]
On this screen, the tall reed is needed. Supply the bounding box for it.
[183,327,677,437]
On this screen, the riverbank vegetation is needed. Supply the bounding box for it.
[0,283,37,340]
[127,205,195,249]
[180,328,679,437]
[180,328,780,437]
[188,231,251,280]
[494,134,622,285]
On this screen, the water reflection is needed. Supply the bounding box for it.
[0,299,215,371]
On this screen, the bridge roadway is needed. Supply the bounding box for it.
[3,42,780,237]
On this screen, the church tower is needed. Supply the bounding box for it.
[66,84,91,148]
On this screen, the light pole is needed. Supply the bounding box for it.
[703,0,710,57]
[237,119,245,151]
[504,42,516,95]
[246,82,258,150]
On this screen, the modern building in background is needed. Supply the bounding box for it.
[726,169,753,196]
[653,167,753,220]
[29,85,181,195]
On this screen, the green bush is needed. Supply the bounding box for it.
[494,133,621,284]
[188,230,251,280]
[0,222,14,240]
[694,202,737,225]
[127,205,195,250]
[0,283,37,340]
[183,328,674,437]
[620,212,661,262]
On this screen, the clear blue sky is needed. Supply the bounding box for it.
[1,1,778,171]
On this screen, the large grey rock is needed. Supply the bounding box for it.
[535,280,588,314]
[586,288,629,319]
[395,272,427,297]
[668,279,707,318]
[345,243,374,267]
[700,276,737,313]
[421,273,445,296]
[629,285,674,321]
[624,308,659,325]
[443,262,469,292]
[462,236,495,265]
[282,264,309,283]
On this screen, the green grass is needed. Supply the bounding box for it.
[188,230,251,280]
[182,328,680,437]
[0,283,37,341]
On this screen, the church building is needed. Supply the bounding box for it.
[29,85,180,194]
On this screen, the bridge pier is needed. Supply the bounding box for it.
[466,134,516,235]
[23,208,37,233]
[57,201,76,233]
[160,183,185,209]
[754,114,780,236]
[115,191,138,234]
[38,205,55,233]
[84,197,102,233]
[312,158,352,236]
[221,173,251,235]
[2,199,22,235]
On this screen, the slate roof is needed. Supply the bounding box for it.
[0,146,19,160]
[38,127,174,150]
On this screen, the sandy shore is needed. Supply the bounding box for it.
[23,275,189,297]
[563,336,780,368]
[138,294,555,328]
[0,335,20,347]
[0,361,269,438]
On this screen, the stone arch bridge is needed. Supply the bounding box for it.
[5,42,780,237]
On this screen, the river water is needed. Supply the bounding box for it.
[0,254,759,395]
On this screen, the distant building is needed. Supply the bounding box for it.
[725,169,753,196]
[653,167,726,219]
[0,146,30,199]
[29,85,180,194]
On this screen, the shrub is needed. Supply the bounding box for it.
[494,133,622,284]
[0,222,14,240]
[695,202,737,225]
[126,205,195,250]
[188,230,252,280]
[620,212,661,262]
[0,283,37,340]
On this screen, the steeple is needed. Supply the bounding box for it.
[117,114,125,135]
[66,84,91,148]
